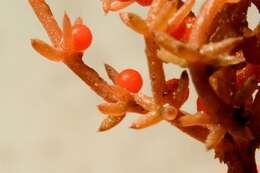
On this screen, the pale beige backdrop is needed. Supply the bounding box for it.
[0,1,259,173]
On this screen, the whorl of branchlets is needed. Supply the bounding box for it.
[28,0,260,172]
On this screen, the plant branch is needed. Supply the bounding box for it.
[144,36,169,105]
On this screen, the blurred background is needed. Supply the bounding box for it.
[0,0,259,173]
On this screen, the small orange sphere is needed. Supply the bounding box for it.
[116,69,143,93]
[197,97,209,114]
[72,24,93,51]
[168,17,196,42]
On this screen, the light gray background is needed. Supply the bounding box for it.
[0,1,259,173]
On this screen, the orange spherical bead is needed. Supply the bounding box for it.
[116,69,143,93]
[168,17,196,42]
[72,24,93,52]
[197,97,209,114]
[166,79,179,93]
[166,79,189,102]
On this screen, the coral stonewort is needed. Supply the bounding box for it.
[28,0,260,173]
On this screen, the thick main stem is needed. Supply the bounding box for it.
[226,150,257,173]
[189,63,258,173]
[188,0,258,171]
[217,136,257,173]
[189,64,244,133]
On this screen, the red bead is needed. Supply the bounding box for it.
[136,0,153,6]
[166,79,179,93]
[182,17,196,42]
[168,23,186,41]
[116,69,143,93]
[168,17,196,42]
[72,24,93,52]
[197,97,208,113]
[166,79,189,102]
